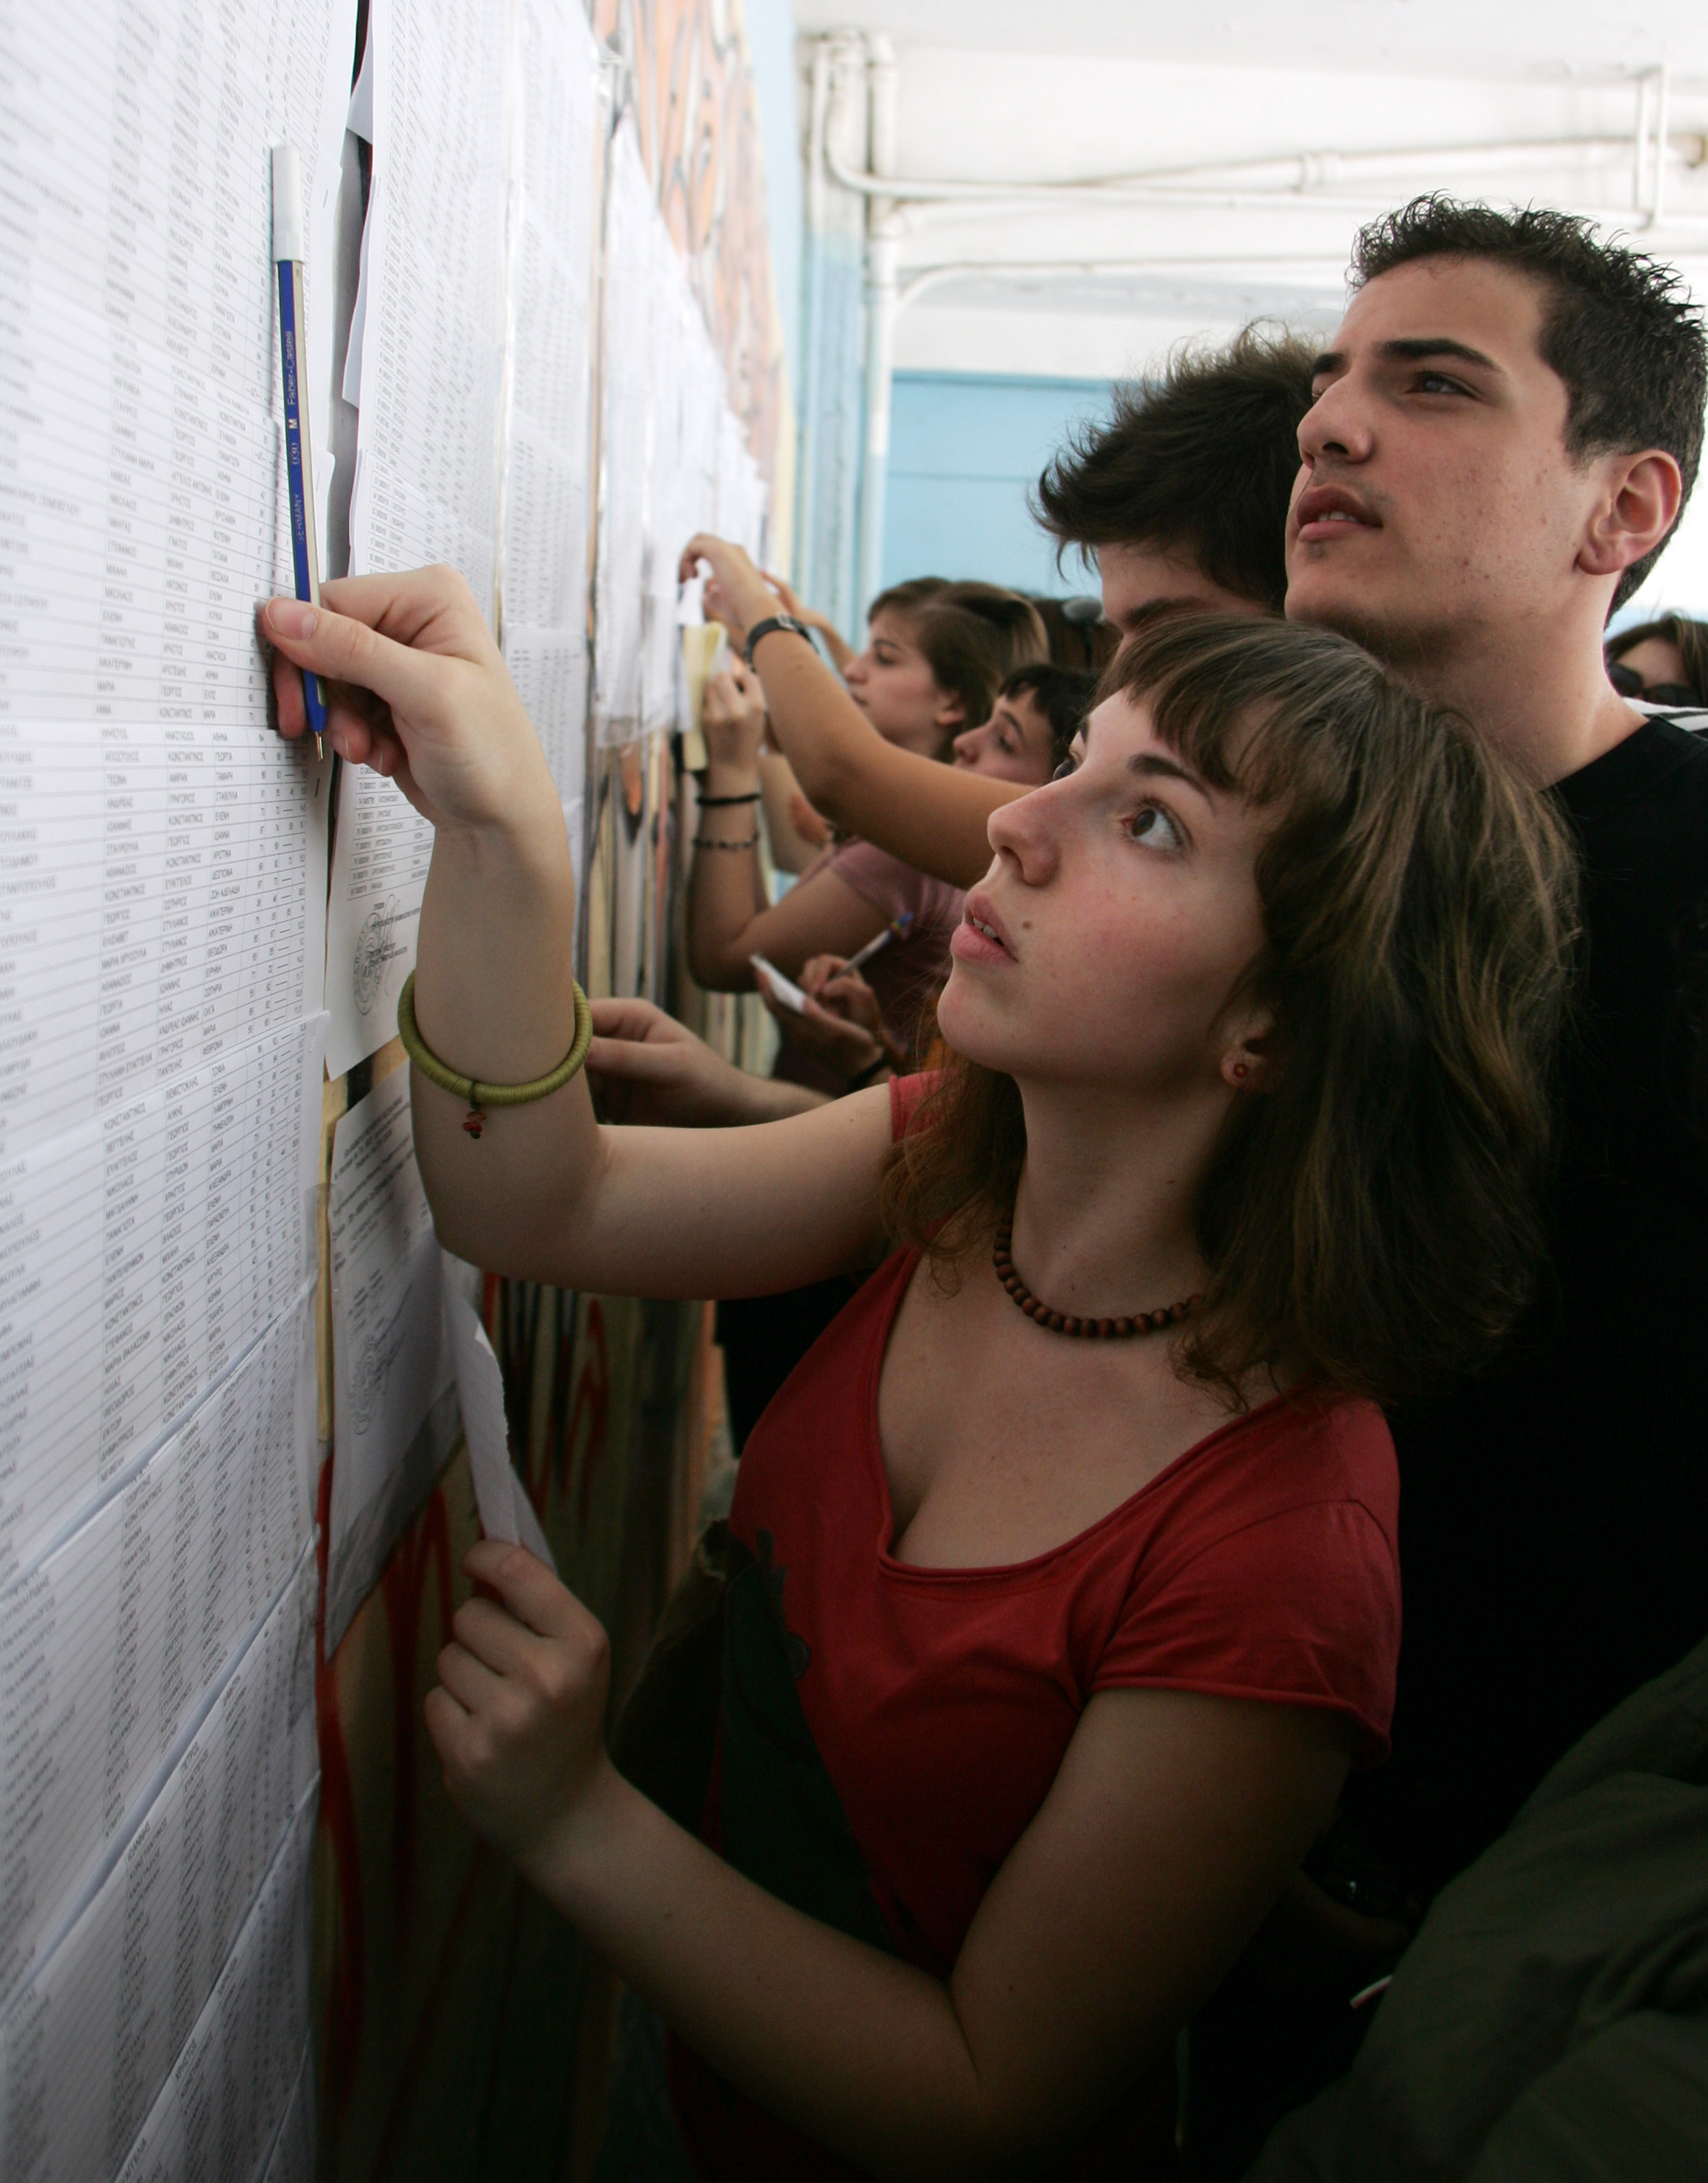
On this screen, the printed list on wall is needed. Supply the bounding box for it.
[0,0,354,2176]
[0,0,774,2171]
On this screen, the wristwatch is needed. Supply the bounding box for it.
[743,613,813,667]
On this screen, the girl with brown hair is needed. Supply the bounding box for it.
[264,574,1575,2182]
[685,569,1046,1073]
[689,533,1083,899]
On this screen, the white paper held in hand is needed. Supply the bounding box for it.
[442,1281,557,1570]
[750,954,810,1014]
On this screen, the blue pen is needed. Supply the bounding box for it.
[271,144,328,758]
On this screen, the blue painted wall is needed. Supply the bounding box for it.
[881,371,1117,597]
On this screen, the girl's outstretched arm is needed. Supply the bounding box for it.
[429,1544,1354,2183]
[262,567,891,1293]
[684,533,1023,893]
[686,661,891,989]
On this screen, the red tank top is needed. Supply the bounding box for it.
[673,1077,1401,2178]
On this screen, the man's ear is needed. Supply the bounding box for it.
[1578,448,1684,584]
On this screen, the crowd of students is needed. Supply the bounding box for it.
[264,195,1708,2180]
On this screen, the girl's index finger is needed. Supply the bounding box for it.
[262,593,442,719]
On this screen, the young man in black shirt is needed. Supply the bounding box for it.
[1188,199,1708,2178]
[1188,196,1708,2174]
[1290,196,1707,1898]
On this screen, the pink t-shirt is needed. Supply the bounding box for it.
[819,839,962,1062]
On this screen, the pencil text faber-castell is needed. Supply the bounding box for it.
[270,144,328,760]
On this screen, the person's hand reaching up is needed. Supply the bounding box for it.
[701,662,768,775]
[681,534,780,656]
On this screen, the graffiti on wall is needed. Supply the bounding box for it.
[596,0,785,480]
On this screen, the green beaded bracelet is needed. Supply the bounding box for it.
[396,971,594,1140]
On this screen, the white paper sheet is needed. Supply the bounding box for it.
[0,1,353,1076]
[639,253,723,737]
[253,2039,316,2183]
[0,7,350,2173]
[112,1789,318,2183]
[0,1289,315,2008]
[499,0,600,826]
[346,19,374,142]
[324,1064,457,1646]
[593,123,657,745]
[331,0,511,1075]
[0,1012,326,1581]
[443,1277,554,1567]
[593,118,762,746]
[716,407,769,561]
[0,704,328,1156]
[346,0,507,599]
[0,1551,317,2183]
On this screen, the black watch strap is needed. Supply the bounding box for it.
[743,613,813,667]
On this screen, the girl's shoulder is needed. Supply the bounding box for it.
[889,1070,947,1142]
[1098,1390,1401,1763]
[1152,1386,1398,1553]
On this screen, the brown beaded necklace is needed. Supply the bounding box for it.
[992,1214,1201,1340]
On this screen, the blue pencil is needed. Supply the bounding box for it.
[271,144,329,758]
[843,910,914,974]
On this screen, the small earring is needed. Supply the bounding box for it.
[1232,1062,1250,1082]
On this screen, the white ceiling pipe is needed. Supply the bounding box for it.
[884,191,1708,245]
[891,193,1708,275]
[865,32,900,230]
[858,37,902,622]
[897,258,1355,309]
[895,247,1708,312]
[824,126,1707,214]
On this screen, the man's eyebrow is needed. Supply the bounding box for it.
[1313,337,1503,377]
[1127,750,1213,802]
[1379,335,1503,373]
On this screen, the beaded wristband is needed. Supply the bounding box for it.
[397,971,594,1140]
[693,835,758,851]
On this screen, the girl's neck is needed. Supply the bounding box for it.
[879,716,954,762]
[1008,1077,1222,1321]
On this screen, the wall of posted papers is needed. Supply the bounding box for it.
[0,1,769,2175]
